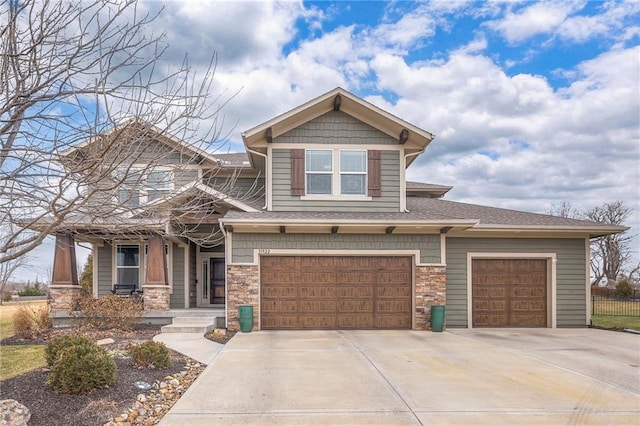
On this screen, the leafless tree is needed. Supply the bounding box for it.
[0,229,30,304]
[548,201,580,219]
[583,201,635,286]
[1,0,257,264]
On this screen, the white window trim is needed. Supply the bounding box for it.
[112,241,173,292]
[114,166,175,206]
[301,149,372,201]
[465,253,557,329]
[339,149,367,196]
[113,243,142,290]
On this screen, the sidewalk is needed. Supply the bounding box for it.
[153,332,224,365]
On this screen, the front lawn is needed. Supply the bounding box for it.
[0,345,46,379]
[0,301,48,380]
[591,315,640,331]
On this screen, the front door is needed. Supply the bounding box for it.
[198,255,225,307]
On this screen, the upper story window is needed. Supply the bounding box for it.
[114,166,174,207]
[306,150,333,195]
[292,148,380,199]
[340,150,366,195]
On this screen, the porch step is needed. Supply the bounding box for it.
[161,317,217,334]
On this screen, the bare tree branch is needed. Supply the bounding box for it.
[1,0,255,265]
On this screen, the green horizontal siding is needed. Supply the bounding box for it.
[97,243,113,297]
[272,149,400,212]
[170,244,185,309]
[445,237,588,328]
[232,233,440,264]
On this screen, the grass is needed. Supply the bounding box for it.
[591,299,640,316]
[591,315,640,331]
[0,345,46,379]
[0,300,48,380]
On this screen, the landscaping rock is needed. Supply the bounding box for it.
[0,399,31,426]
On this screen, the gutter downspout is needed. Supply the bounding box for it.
[403,147,427,212]
[246,147,269,210]
[219,219,229,329]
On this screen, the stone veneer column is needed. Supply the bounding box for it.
[227,264,260,331]
[414,265,446,330]
[143,235,170,311]
[50,234,81,314]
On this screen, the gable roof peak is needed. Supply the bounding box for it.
[242,87,435,157]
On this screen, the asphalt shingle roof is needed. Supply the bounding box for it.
[224,196,614,228]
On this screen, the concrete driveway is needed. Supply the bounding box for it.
[160,329,640,425]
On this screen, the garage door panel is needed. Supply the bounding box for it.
[338,314,374,329]
[300,315,335,329]
[300,286,336,298]
[300,300,336,312]
[472,259,547,328]
[339,300,374,313]
[261,256,412,330]
[376,314,411,328]
[337,286,374,298]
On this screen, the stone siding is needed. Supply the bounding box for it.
[143,286,171,311]
[227,264,260,331]
[414,265,446,330]
[49,286,82,314]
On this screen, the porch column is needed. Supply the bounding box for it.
[143,234,170,311]
[50,234,82,314]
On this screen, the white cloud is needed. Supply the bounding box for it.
[487,1,584,43]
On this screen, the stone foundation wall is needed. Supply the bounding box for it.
[143,286,171,311]
[227,264,259,331]
[49,286,82,313]
[414,265,446,330]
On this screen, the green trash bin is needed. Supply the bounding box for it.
[239,305,253,333]
[431,305,445,332]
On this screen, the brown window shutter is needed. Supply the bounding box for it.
[291,149,305,196]
[368,150,381,197]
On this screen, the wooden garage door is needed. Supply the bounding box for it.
[261,256,412,329]
[472,259,547,327]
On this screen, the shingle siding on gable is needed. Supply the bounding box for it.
[231,233,441,264]
[445,237,587,328]
[274,110,397,145]
[271,149,400,212]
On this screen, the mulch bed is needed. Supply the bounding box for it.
[0,326,223,426]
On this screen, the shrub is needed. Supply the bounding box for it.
[130,341,171,369]
[12,304,52,337]
[48,344,116,394]
[12,306,34,334]
[75,295,143,330]
[615,279,634,298]
[45,334,95,367]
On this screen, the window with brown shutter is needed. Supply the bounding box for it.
[290,149,305,196]
[368,150,381,197]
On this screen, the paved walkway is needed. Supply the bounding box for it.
[159,329,640,425]
[153,332,224,365]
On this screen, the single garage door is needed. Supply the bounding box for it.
[472,259,548,327]
[261,256,412,329]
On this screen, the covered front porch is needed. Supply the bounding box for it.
[49,231,229,325]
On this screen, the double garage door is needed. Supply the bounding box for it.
[472,259,548,327]
[261,256,412,329]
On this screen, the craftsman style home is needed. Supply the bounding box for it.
[45,88,624,330]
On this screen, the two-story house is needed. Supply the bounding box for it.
[44,88,624,331]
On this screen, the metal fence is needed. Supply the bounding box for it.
[591,295,640,317]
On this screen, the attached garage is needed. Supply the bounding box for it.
[472,258,548,327]
[261,256,412,329]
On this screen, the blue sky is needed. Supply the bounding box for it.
[15,0,640,281]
